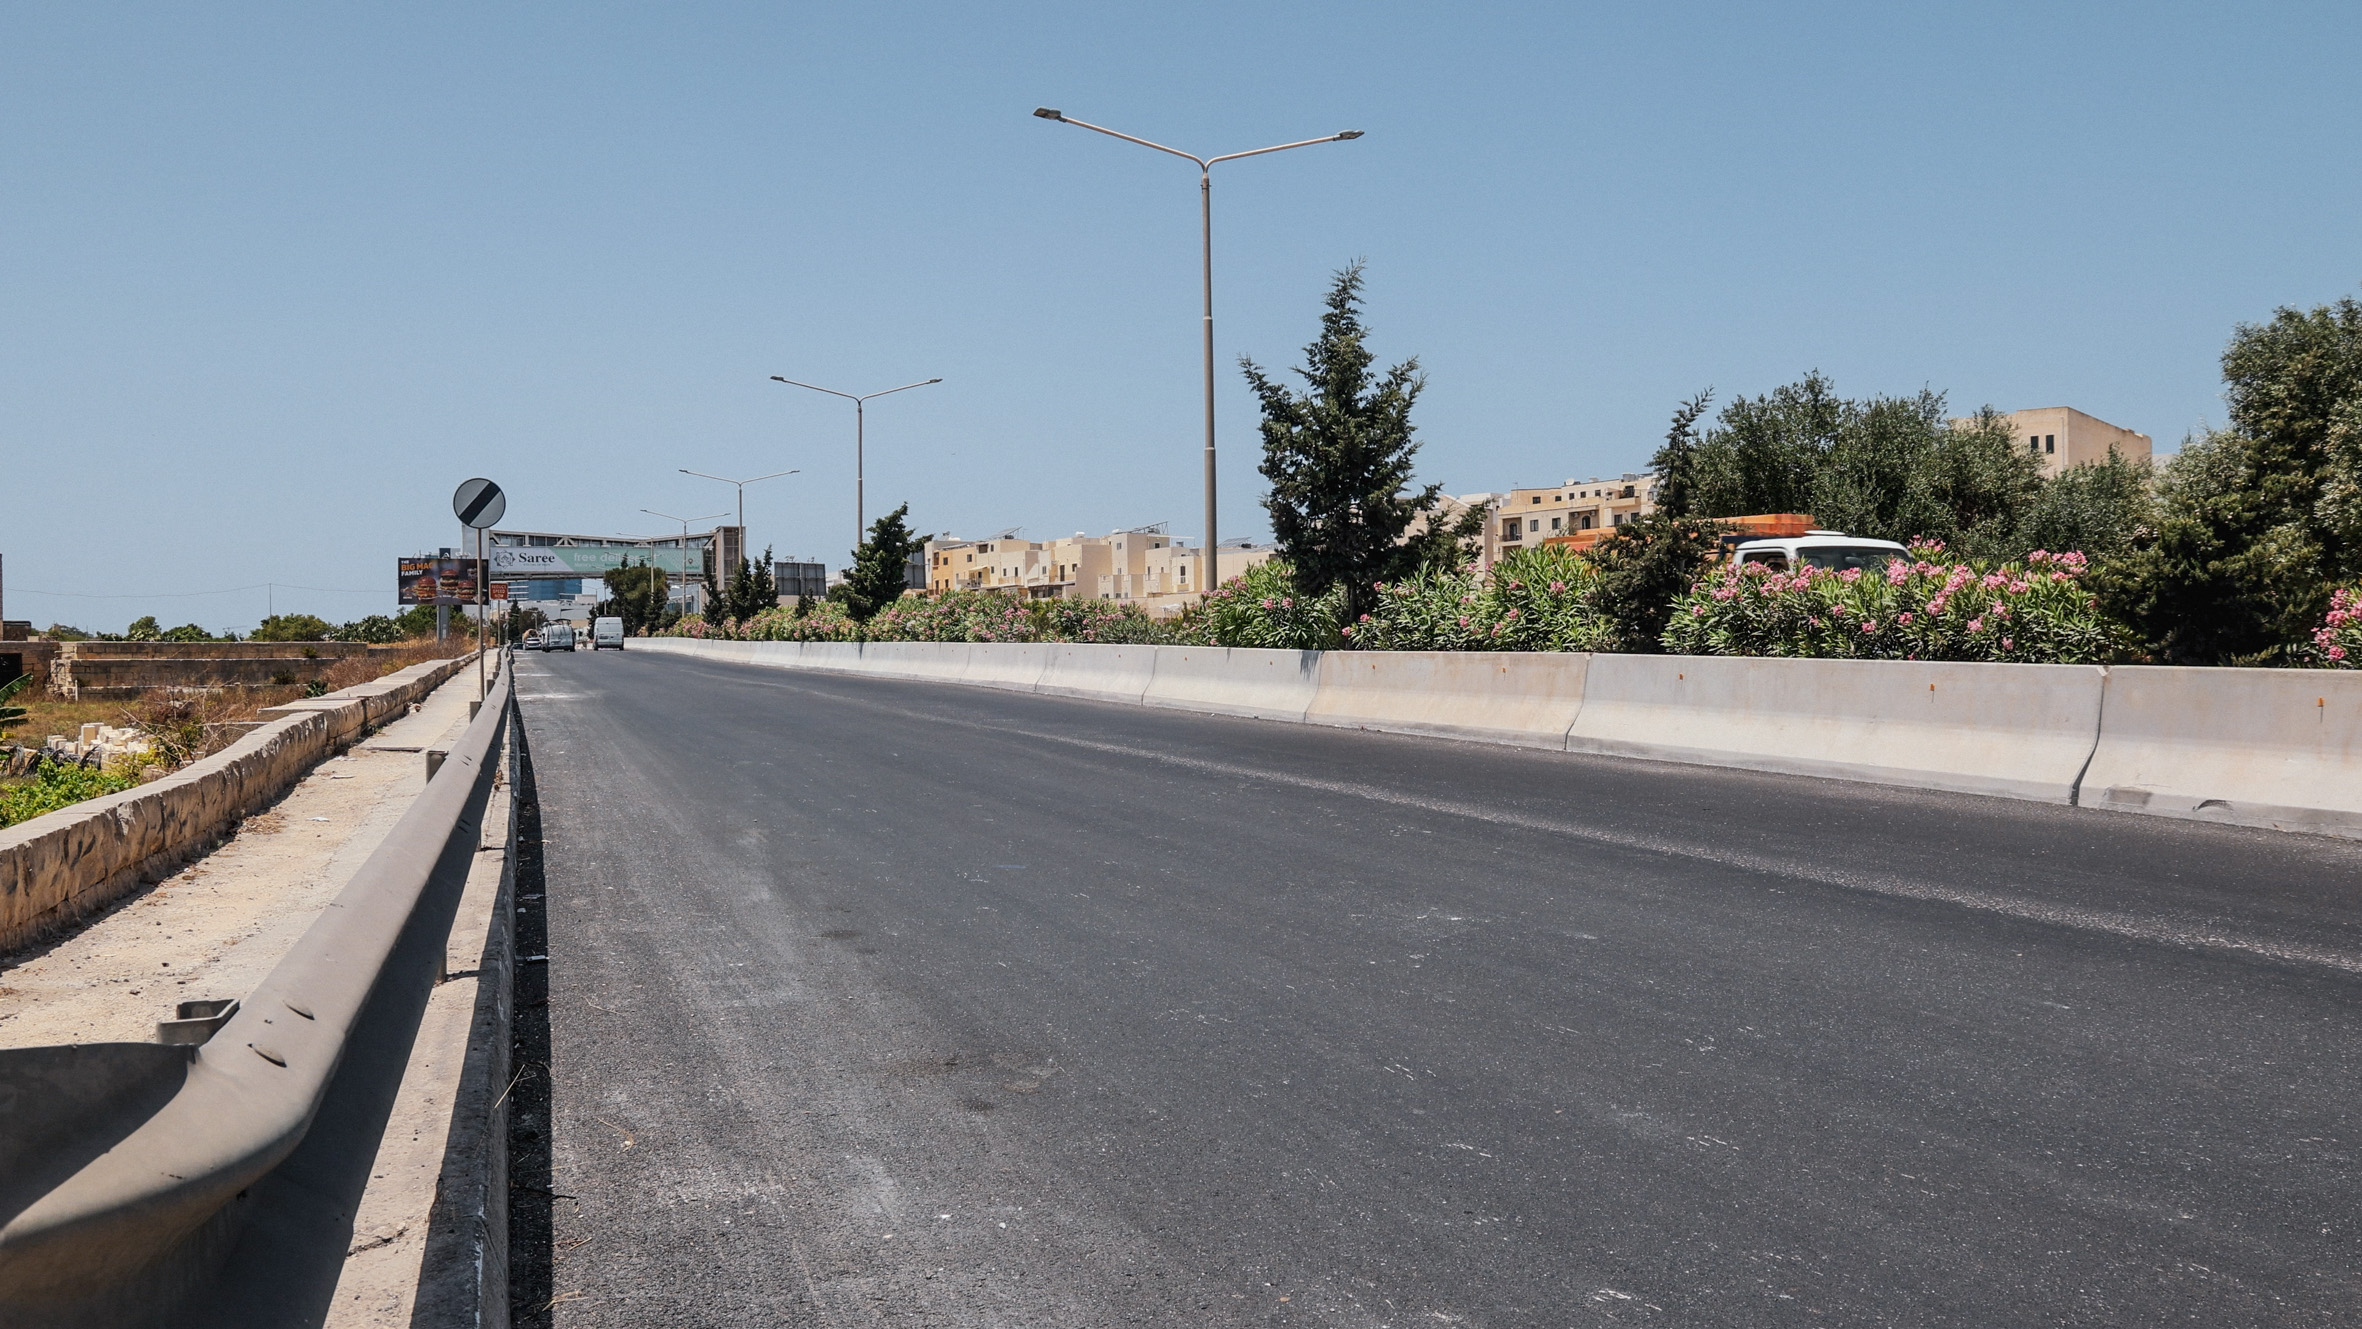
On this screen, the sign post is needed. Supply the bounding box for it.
[453,478,507,701]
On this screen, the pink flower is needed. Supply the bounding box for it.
[1898,612,1913,624]
[1840,567,1863,583]
[1359,613,1372,622]
[1549,581,1566,593]
[1458,616,1470,627]
[1862,621,1877,633]
[1260,598,1274,609]
[1690,605,1704,616]
[2002,637,2014,650]
[2332,645,2349,661]
[1968,617,1985,632]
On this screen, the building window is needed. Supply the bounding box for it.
[2045,435,2056,454]
[1531,495,1543,505]
[1550,516,1562,530]
[1528,518,1541,534]
[2028,438,2042,455]
[1500,517,1522,541]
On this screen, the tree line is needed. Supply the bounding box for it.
[1249,263,2362,665]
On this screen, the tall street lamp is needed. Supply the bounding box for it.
[641,509,730,614]
[677,468,798,575]
[768,376,941,551]
[1032,107,1361,598]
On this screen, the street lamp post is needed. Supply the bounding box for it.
[641,509,731,615]
[1032,107,1361,599]
[767,376,941,552]
[676,468,798,581]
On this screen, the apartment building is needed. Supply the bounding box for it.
[1986,407,2152,477]
[1477,473,1660,569]
[924,526,1275,615]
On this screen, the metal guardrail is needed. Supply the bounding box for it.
[0,655,513,1326]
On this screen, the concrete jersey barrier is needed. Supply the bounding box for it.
[1566,654,2108,803]
[1143,647,1321,721]
[2079,666,2362,835]
[857,642,971,684]
[1307,651,1591,748]
[633,634,2362,839]
[1034,643,1160,704]
[962,644,1053,692]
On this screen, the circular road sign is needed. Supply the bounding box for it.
[453,477,507,529]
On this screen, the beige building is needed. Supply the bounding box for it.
[924,526,1274,616]
[1987,407,2151,477]
[1475,472,1660,569]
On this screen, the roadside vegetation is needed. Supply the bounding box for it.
[653,284,2362,669]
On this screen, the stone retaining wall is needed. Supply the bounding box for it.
[49,642,375,701]
[0,653,479,956]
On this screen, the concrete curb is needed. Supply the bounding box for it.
[0,653,478,956]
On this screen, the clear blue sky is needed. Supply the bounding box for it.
[5,2,2357,633]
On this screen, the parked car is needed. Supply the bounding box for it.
[540,622,577,652]
[592,616,625,651]
[1725,531,1909,573]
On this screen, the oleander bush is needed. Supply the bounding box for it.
[1196,560,1344,650]
[1343,546,1614,652]
[1661,544,2131,664]
[2312,586,2360,666]
[867,590,1042,643]
[660,589,1171,646]
[739,602,864,643]
[653,544,2149,665]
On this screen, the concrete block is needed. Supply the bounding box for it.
[1307,651,1590,748]
[1565,654,2107,803]
[857,642,972,683]
[2078,666,2362,836]
[1034,643,1160,704]
[961,644,1053,691]
[798,643,866,673]
[1142,647,1321,722]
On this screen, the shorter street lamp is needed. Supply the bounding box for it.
[641,509,730,614]
[677,468,798,574]
[768,376,941,550]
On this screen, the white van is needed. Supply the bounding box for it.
[592,617,625,651]
[539,622,576,652]
[1726,531,1910,573]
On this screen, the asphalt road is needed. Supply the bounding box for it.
[509,648,2362,1327]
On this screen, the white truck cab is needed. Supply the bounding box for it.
[592,616,625,650]
[1726,531,1910,573]
[540,622,576,651]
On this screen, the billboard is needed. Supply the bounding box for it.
[398,557,484,605]
[490,544,697,578]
